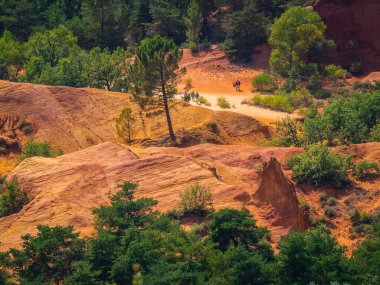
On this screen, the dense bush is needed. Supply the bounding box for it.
[19,140,63,162]
[324,64,349,81]
[216,96,231,109]
[177,183,213,216]
[252,72,276,92]
[0,179,28,217]
[288,145,352,187]
[198,95,211,106]
[246,88,313,113]
[353,160,380,179]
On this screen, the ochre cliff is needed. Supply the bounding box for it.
[314,0,380,71]
[0,142,306,250]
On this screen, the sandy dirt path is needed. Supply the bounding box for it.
[176,92,297,126]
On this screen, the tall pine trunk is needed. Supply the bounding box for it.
[160,66,176,142]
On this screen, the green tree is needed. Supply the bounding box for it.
[208,208,272,256]
[93,182,158,234]
[0,30,24,80]
[277,229,351,285]
[116,107,137,145]
[24,26,79,67]
[148,0,185,43]
[223,3,269,58]
[287,144,352,187]
[269,6,328,81]
[85,47,129,91]
[352,222,380,284]
[133,36,183,141]
[9,225,85,284]
[0,180,28,217]
[184,0,203,47]
[177,183,213,216]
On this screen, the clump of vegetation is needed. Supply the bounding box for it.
[324,64,349,82]
[248,93,293,112]
[270,92,380,147]
[0,179,29,217]
[184,77,193,91]
[176,183,213,217]
[198,95,211,106]
[206,121,218,134]
[19,140,63,162]
[269,6,333,86]
[217,96,231,109]
[245,88,313,113]
[288,145,352,187]
[350,209,380,235]
[116,107,136,145]
[251,72,276,92]
[353,160,380,180]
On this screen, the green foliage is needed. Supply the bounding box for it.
[352,222,380,283]
[246,88,313,113]
[325,64,349,81]
[277,228,351,285]
[19,140,63,162]
[216,96,231,109]
[208,208,271,255]
[369,121,380,142]
[177,183,213,217]
[24,26,78,67]
[0,180,28,217]
[269,6,328,82]
[93,182,158,234]
[353,160,380,179]
[198,95,211,106]
[269,117,301,147]
[85,47,129,91]
[252,72,277,92]
[0,30,24,80]
[288,145,352,187]
[116,107,137,145]
[134,35,183,141]
[184,0,203,46]
[8,225,85,284]
[223,3,269,58]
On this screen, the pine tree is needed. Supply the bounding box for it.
[184,0,203,46]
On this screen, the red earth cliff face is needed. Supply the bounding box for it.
[314,0,380,71]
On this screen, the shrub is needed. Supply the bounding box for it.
[354,160,380,179]
[247,93,293,112]
[252,72,276,92]
[350,61,363,75]
[199,95,211,106]
[325,65,349,81]
[206,121,218,133]
[188,41,198,52]
[184,77,192,91]
[216,96,231,109]
[369,122,380,142]
[0,180,29,217]
[319,192,327,207]
[324,206,337,218]
[19,140,63,162]
[325,197,338,207]
[269,117,301,147]
[177,183,213,216]
[287,145,352,187]
[116,107,136,145]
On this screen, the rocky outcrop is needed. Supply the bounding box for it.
[0,81,271,154]
[253,158,308,230]
[0,142,306,250]
[314,0,380,71]
[0,115,33,155]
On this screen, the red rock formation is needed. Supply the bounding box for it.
[0,142,306,250]
[314,0,380,71]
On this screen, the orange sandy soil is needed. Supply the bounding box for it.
[178,45,301,125]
